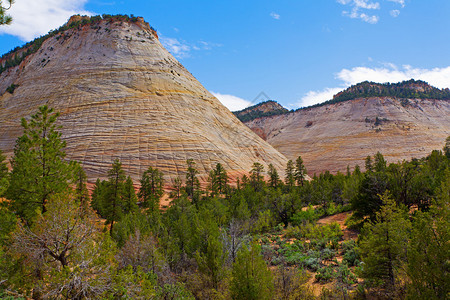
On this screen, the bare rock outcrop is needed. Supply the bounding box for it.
[0,16,287,184]
[245,97,450,175]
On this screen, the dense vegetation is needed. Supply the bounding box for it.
[0,14,156,75]
[233,100,290,122]
[307,79,450,109]
[0,106,448,299]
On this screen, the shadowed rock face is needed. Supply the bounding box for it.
[244,97,450,175]
[0,16,287,184]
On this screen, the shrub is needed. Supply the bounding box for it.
[315,265,335,282]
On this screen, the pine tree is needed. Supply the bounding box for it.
[122,176,138,214]
[74,164,89,209]
[185,159,200,204]
[444,136,450,158]
[406,170,450,299]
[294,156,307,186]
[208,163,228,195]
[359,192,410,291]
[230,241,274,300]
[268,164,280,188]
[284,160,295,189]
[6,106,76,223]
[250,162,264,191]
[0,0,13,25]
[104,159,126,235]
[139,166,164,212]
[0,150,8,196]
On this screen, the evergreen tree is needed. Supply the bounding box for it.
[250,162,264,191]
[104,159,126,234]
[365,155,373,172]
[208,163,228,196]
[0,150,8,196]
[406,170,450,299]
[230,241,274,300]
[284,160,295,189]
[268,164,280,188]
[359,192,410,291]
[0,0,13,25]
[444,136,450,158]
[6,106,76,223]
[122,176,138,214]
[294,156,307,186]
[185,159,200,204]
[91,178,106,214]
[74,164,89,209]
[139,166,164,212]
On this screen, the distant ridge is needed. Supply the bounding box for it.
[309,79,450,109]
[239,80,450,175]
[233,100,289,122]
[233,80,450,121]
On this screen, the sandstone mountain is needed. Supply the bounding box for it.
[241,80,450,175]
[0,15,287,184]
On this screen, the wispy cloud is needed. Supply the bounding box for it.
[270,12,281,20]
[298,64,450,107]
[337,0,406,24]
[387,0,405,8]
[211,92,252,111]
[161,36,222,59]
[390,9,400,17]
[0,0,92,41]
[160,37,191,59]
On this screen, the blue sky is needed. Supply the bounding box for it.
[1,0,450,110]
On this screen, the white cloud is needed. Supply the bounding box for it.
[211,92,252,111]
[387,0,405,8]
[160,37,221,59]
[390,9,400,17]
[270,12,281,20]
[299,87,343,108]
[298,64,450,107]
[160,37,191,59]
[338,0,405,24]
[0,0,92,41]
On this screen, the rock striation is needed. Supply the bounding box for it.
[244,95,450,175]
[0,15,288,184]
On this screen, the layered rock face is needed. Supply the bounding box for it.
[0,16,287,184]
[245,97,450,175]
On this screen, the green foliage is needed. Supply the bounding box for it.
[315,265,335,282]
[0,150,8,197]
[231,241,274,300]
[0,0,13,25]
[185,159,200,204]
[359,192,410,290]
[295,156,307,186]
[5,83,18,94]
[6,105,76,223]
[305,79,450,109]
[138,166,164,212]
[233,100,289,122]
[250,162,265,191]
[284,159,295,189]
[406,172,450,300]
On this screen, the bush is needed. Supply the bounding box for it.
[315,265,335,282]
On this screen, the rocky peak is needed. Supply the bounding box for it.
[233,100,289,122]
[0,15,288,185]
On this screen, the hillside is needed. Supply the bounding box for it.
[241,81,450,174]
[0,15,288,184]
[233,100,289,122]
